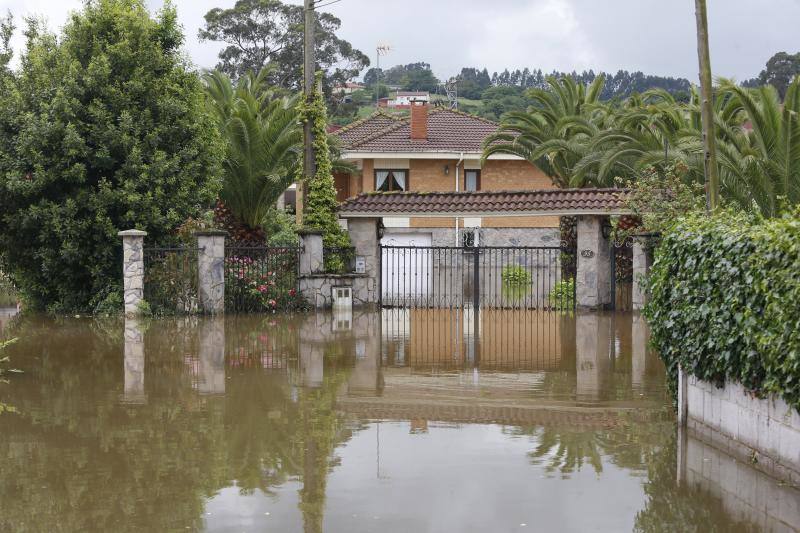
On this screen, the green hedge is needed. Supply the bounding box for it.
[646,211,800,411]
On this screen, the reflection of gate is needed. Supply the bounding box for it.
[380,246,576,310]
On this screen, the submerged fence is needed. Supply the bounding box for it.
[224,245,302,313]
[380,246,576,310]
[143,247,200,314]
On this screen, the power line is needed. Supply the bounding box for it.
[313,0,345,9]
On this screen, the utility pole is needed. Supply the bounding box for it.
[695,0,720,212]
[298,0,316,226]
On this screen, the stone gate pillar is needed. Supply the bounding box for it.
[118,229,147,316]
[575,216,612,310]
[347,217,381,305]
[298,229,324,275]
[196,231,227,314]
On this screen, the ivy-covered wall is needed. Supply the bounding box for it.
[646,211,800,412]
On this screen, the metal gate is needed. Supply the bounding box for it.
[611,239,634,311]
[224,244,301,312]
[380,246,576,310]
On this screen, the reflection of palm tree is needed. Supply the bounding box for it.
[528,427,604,477]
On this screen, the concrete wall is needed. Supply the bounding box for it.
[684,433,800,531]
[687,375,800,484]
[382,226,559,248]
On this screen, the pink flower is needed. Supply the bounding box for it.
[288,288,296,297]
[258,284,269,293]
[269,299,277,308]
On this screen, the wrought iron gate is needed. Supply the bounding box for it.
[380,245,576,310]
[225,244,301,312]
[611,239,634,311]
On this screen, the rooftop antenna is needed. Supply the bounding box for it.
[375,43,392,107]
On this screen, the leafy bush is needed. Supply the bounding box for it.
[548,279,575,310]
[501,265,532,288]
[0,1,222,313]
[225,255,306,312]
[645,210,800,411]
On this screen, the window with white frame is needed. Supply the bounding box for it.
[464,169,481,192]
[375,170,408,192]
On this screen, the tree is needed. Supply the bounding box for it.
[483,76,608,187]
[199,0,369,94]
[299,73,350,270]
[0,0,223,312]
[204,69,301,231]
[744,51,800,99]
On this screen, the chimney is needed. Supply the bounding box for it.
[410,100,428,140]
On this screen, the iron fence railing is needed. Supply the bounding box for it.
[225,245,302,313]
[612,238,634,311]
[323,246,357,274]
[143,247,200,315]
[380,246,576,310]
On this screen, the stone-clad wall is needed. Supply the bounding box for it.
[299,274,376,309]
[687,375,800,483]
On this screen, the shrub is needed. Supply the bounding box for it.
[224,255,306,312]
[0,1,222,313]
[645,210,800,411]
[501,265,532,287]
[548,278,575,310]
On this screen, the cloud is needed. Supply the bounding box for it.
[464,0,596,74]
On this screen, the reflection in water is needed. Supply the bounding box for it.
[0,310,795,532]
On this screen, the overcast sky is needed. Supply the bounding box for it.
[4,0,800,82]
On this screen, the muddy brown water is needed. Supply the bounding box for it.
[0,308,797,532]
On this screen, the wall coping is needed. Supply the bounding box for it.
[194,230,229,237]
[118,229,147,237]
[299,273,369,280]
[297,228,324,236]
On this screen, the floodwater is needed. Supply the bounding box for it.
[0,308,797,532]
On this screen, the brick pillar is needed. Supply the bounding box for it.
[575,216,612,309]
[118,229,147,316]
[347,217,380,305]
[298,229,324,275]
[632,235,654,311]
[198,317,225,395]
[196,231,227,314]
[122,317,146,404]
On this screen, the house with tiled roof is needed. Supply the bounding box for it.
[332,101,560,247]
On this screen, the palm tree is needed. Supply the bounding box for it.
[204,69,302,230]
[711,79,800,217]
[482,75,609,187]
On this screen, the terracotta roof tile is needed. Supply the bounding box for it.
[334,108,500,153]
[334,111,405,147]
[339,188,632,216]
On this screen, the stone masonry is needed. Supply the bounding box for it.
[575,216,612,309]
[119,229,147,316]
[196,231,227,314]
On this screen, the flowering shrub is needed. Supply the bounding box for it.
[224,255,306,312]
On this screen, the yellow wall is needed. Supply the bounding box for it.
[350,158,559,228]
